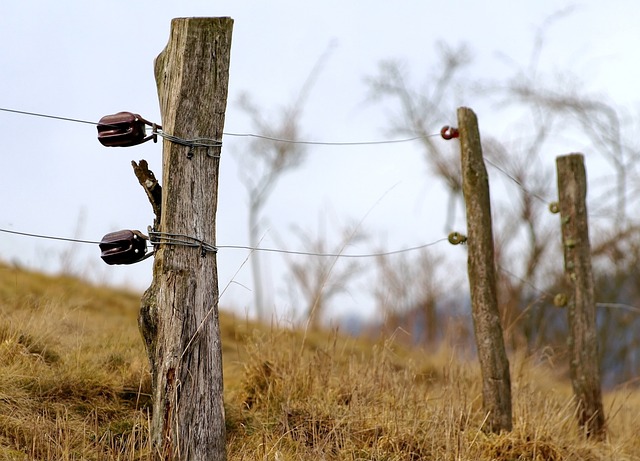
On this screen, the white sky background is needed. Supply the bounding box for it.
[0,1,638,323]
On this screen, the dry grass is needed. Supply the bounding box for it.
[0,263,151,460]
[0,262,638,460]
[227,332,640,461]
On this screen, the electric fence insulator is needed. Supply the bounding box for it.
[440,125,459,140]
[99,229,148,265]
[448,232,467,245]
[97,111,160,147]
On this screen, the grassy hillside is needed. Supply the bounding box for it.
[0,262,638,460]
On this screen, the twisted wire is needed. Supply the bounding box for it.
[156,131,223,149]
[148,231,217,256]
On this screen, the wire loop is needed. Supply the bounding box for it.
[440,125,459,140]
[448,232,467,245]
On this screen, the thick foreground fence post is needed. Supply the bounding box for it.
[457,107,512,433]
[556,153,606,440]
[138,17,233,460]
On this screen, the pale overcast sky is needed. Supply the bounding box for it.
[1,1,638,322]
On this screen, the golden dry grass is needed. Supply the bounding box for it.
[0,261,638,460]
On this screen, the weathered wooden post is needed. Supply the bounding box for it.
[137,17,233,460]
[556,153,606,440]
[457,107,513,433]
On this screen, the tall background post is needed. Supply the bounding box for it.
[457,106,513,433]
[556,153,606,440]
[138,17,233,460]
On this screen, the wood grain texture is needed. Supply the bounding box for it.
[556,153,606,440]
[140,17,233,461]
[458,107,512,433]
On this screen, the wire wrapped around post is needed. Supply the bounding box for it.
[148,230,217,257]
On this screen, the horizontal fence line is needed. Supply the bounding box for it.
[484,157,554,205]
[0,106,440,147]
[222,132,438,146]
[498,267,640,315]
[0,227,448,259]
[0,107,628,216]
[3,226,638,315]
[0,105,563,206]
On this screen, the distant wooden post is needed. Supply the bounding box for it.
[457,107,512,433]
[138,17,233,460]
[556,153,606,440]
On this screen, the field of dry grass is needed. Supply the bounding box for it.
[0,261,638,460]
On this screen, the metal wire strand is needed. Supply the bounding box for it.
[218,238,448,258]
[0,227,449,259]
[220,132,439,146]
[156,131,223,148]
[0,106,443,147]
[148,230,218,256]
[0,227,101,245]
[0,107,108,126]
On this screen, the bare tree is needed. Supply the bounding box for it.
[367,42,471,230]
[284,220,367,329]
[235,49,332,319]
[489,11,640,364]
[373,248,450,346]
[236,95,307,320]
[368,14,640,389]
[482,138,557,349]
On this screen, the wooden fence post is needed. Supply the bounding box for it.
[556,153,606,440]
[457,107,513,433]
[138,17,233,460]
